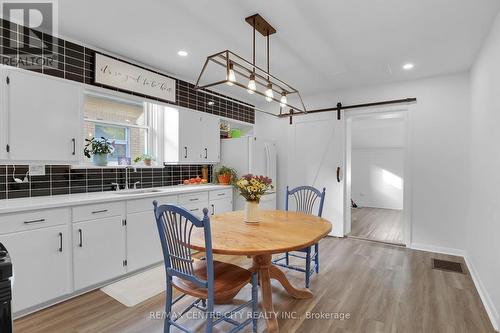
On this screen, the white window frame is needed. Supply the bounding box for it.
[83,118,150,164]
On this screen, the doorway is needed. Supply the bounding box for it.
[345,110,408,246]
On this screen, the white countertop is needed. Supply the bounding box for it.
[0,184,233,214]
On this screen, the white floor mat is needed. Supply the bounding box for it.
[101,265,166,307]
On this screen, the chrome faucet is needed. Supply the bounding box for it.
[124,167,129,190]
[123,166,138,190]
[111,166,138,191]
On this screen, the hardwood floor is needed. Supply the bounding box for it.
[14,237,495,333]
[349,207,404,245]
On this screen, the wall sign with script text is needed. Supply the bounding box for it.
[94,54,176,102]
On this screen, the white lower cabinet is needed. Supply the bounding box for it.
[209,189,233,216]
[127,210,163,271]
[126,195,177,272]
[0,187,233,314]
[0,224,71,312]
[182,201,208,219]
[72,216,126,290]
[209,197,233,216]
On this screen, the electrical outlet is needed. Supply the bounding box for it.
[29,165,46,176]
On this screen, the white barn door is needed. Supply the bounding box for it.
[287,114,346,237]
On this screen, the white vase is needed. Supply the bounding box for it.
[244,201,260,223]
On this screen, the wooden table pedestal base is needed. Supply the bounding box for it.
[251,254,313,333]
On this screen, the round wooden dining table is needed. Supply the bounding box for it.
[190,209,332,333]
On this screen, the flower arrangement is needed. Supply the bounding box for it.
[235,174,273,203]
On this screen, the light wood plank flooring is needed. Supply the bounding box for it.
[349,207,404,245]
[14,237,494,333]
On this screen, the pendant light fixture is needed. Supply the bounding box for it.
[280,92,287,107]
[195,13,307,115]
[247,72,256,93]
[227,62,236,85]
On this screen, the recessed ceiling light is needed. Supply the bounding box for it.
[177,50,188,57]
[403,63,414,70]
[208,101,215,106]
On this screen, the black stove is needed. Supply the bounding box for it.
[0,243,13,333]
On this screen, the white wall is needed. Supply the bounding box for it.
[283,72,470,250]
[352,148,404,210]
[467,10,500,330]
[253,15,500,330]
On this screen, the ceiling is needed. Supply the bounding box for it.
[58,0,500,105]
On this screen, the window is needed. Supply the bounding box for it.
[83,94,149,165]
[95,124,129,162]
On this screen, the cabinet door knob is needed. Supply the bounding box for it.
[71,138,76,155]
[184,147,188,159]
[205,148,208,159]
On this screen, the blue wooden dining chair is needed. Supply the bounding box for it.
[153,201,258,333]
[272,186,326,288]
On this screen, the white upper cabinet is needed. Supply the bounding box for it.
[200,113,221,163]
[164,106,220,164]
[1,68,82,162]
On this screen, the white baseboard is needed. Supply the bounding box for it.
[409,242,498,332]
[464,255,499,332]
[409,242,465,257]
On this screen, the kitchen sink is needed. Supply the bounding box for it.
[112,189,164,195]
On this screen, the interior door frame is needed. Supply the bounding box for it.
[344,106,412,246]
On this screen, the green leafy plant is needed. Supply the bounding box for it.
[216,166,237,177]
[133,154,155,163]
[215,166,237,184]
[83,137,114,158]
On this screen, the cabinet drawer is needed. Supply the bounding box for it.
[0,208,70,234]
[209,188,232,201]
[127,195,178,214]
[181,202,208,219]
[72,202,124,222]
[178,192,208,205]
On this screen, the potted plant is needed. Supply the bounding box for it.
[235,174,273,223]
[134,154,155,166]
[216,166,237,185]
[84,137,114,166]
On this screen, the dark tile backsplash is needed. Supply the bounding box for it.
[0,19,246,200]
[0,165,213,200]
[0,19,255,123]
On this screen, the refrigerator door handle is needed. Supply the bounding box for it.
[264,143,270,178]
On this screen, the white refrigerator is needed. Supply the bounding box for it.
[220,137,277,210]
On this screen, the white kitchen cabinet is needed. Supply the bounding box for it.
[164,106,220,163]
[1,68,82,162]
[0,225,71,312]
[200,113,221,163]
[73,216,126,290]
[179,108,203,163]
[126,195,177,272]
[181,202,208,219]
[209,197,233,216]
[208,188,233,216]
